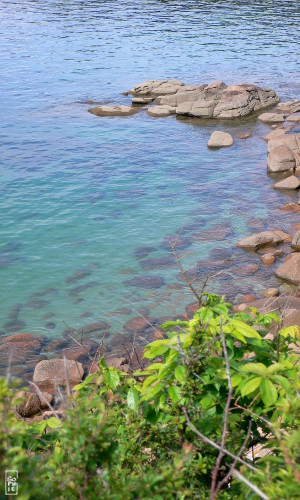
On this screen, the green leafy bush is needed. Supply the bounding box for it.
[1,293,299,499]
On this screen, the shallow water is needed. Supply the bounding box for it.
[0,1,300,370]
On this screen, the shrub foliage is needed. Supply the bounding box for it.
[1,293,300,499]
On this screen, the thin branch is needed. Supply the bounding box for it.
[210,321,233,499]
[182,408,256,472]
[30,382,62,422]
[214,421,253,496]
[89,325,110,374]
[231,468,269,500]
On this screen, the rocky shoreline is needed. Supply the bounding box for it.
[2,78,300,422]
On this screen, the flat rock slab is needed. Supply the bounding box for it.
[237,231,285,250]
[207,131,234,148]
[88,105,138,117]
[33,359,84,393]
[274,176,300,190]
[287,112,300,123]
[147,105,175,117]
[258,112,285,123]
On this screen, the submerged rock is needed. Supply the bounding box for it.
[124,316,152,333]
[140,256,175,271]
[134,246,156,260]
[24,300,49,309]
[0,333,45,367]
[68,281,98,296]
[65,269,92,284]
[207,131,234,148]
[236,131,252,139]
[3,319,26,332]
[124,275,165,289]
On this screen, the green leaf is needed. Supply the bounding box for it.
[260,378,278,407]
[127,387,139,412]
[168,385,181,403]
[241,377,262,397]
[174,365,187,384]
[100,358,108,369]
[240,363,268,376]
[143,345,169,359]
[230,330,246,344]
[279,325,300,339]
[272,375,290,391]
[105,369,120,389]
[230,319,262,340]
[46,417,61,429]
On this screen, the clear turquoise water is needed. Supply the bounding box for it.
[0,1,300,363]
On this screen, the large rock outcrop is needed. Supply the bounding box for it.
[267,133,300,173]
[275,254,300,285]
[127,80,279,119]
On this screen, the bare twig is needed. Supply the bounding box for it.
[30,382,62,422]
[63,356,71,397]
[214,421,253,496]
[182,407,256,472]
[231,468,269,500]
[210,321,233,499]
[89,325,110,374]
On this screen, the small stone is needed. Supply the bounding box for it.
[16,392,41,418]
[263,288,279,298]
[236,131,252,139]
[237,295,256,304]
[274,176,300,190]
[124,317,151,333]
[258,112,285,123]
[260,253,275,265]
[280,203,300,213]
[207,131,234,148]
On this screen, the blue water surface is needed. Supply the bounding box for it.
[0,0,300,359]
